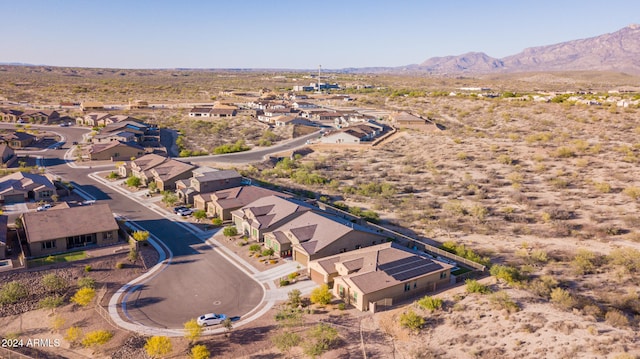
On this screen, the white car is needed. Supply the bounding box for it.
[37,204,52,211]
[196,313,227,327]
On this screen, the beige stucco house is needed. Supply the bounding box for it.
[196,185,290,219]
[22,203,119,258]
[231,195,313,241]
[0,172,57,203]
[308,242,453,312]
[263,211,387,266]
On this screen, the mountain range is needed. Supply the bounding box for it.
[401,24,640,75]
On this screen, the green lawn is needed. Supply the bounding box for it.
[28,251,87,267]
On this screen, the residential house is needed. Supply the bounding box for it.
[175,169,243,205]
[22,203,119,258]
[209,108,237,118]
[263,211,386,266]
[319,124,380,144]
[118,153,168,183]
[76,112,111,126]
[149,159,196,191]
[272,115,317,127]
[19,110,60,124]
[197,185,291,219]
[291,101,317,109]
[231,195,314,241]
[1,131,36,149]
[189,106,214,117]
[80,102,105,111]
[308,242,452,311]
[87,141,146,161]
[94,120,160,147]
[392,111,442,131]
[0,143,16,167]
[0,215,7,259]
[0,108,22,122]
[0,172,57,203]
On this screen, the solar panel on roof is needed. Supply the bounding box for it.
[392,262,442,281]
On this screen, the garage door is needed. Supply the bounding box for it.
[3,194,25,203]
[293,250,308,267]
[310,269,325,285]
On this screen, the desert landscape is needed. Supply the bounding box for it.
[1,64,639,358]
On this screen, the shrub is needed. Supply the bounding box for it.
[77,277,96,289]
[288,272,299,280]
[399,309,425,332]
[608,247,640,272]
[145,336,172,358]
[550,288,576,310]
[528,275,558,298]
[64,326,82,345]
[70,287,95,307]
[115,262,125,269]
[106,171,119,179]
[623,186,640,200]
[39,295,64,310]
[272,331,301,354]
[82,330,113,347]
[303,323,339,357]
[125,176,141,188]
[42,274,68,292]
[287,289,302,307]
[262,248,275,258]
[337,303,346,310]
[594,182,612,193]
[310,284,332,306]
[416,296,443,312]
[465,279,491,294]
[223,226,238,237]
[572,249,597,275]
[490,291,520,313]
[50,315,65,332]
[190,344,211,359]
[84,265,92,272]
[211,217,223,226]
[490,264,524,285]
[605,309,629,328]
[0,281,28,305]
[497,154,513,165]
[279,279,290,287]
[183,319,202,343]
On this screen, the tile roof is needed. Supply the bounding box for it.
[212,185,290,210]
[236,195,313,229]
[150,159,196,181]
[0,172,56,194]
[89,140,144,154]
[22,203,118,243]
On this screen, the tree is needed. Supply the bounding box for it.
[193,210,207,222]
[249,244,261,253]
[288,289,302,307]
[190,344,211,359]
[223,226,238,237]
[161,191,178,206]
[148,181,158,193]
[262,248,275,259]
[132,230,149,242]
[70,287,96,307]
[125,176,141,188]
[145,336,173,358]
[64,326,82,346]
[310,284,332,306]
[183,319,203,343]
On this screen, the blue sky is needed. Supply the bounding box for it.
[2,0,638,69]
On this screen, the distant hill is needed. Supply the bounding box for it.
[411,24,640,75]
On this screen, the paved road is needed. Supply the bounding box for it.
[3,122,319,330]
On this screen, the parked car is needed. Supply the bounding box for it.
[177,207,193,216]
[59,123,68,127]
[196,313,227,327]
[36,204,52,211]
[173,206,188,214]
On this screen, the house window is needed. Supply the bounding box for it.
[41,240,56,249]
[440,272,447,279]
[274,243,279,251]
[252,228,258,238]
[338,285,344,296]
[353,292,358,302]
[404,283,411,292]
[414,281,417,289]
[103,231,113,240]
